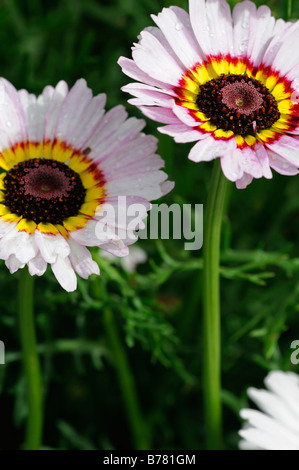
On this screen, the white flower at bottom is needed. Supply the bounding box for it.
[0,78,174,291]
[239,370,299,450]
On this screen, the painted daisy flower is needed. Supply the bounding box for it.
[0,78,173,291]
[239,370,299,450]
[118,0,299,188]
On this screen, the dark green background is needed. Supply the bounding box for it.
[0,0,299,450]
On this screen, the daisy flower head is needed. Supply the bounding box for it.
[0,78,173,291]
[239,370,299,450]
[118,0,299,188]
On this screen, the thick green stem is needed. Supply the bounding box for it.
[18,268,43,450]
[103,307,150,450]
[202,159,229,450]
[286,0,292,20]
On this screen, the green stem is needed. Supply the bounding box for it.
[103,306,150,450]
[18,268,43,450]
[202,159,229,450]
[286,0,292,20]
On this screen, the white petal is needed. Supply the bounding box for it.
[189,135,236,163]
[138,106,178,124]
[151,7,203,69]
[248,387,299,435]
[267,149,299,176]
[51,256,77,292]
[53,79,107,151]
[132,30,184,86]
[233,1,276,66]
[266,136,299,167]
[158,124,206,142]
[43,80,69,142]
[5,255,25,274]
[0,78,28,150]
[221,148,244,181]
[189,0,233,58]
[118,57,174,90]
[236,173,253,189]
[68,238,100,279]
[28,254,47,276]
[240,409,299,450]
[35,230,70,264]
[0,230,37,263]
[18,86,54,143]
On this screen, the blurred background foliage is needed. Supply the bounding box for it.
[0,0,299,450]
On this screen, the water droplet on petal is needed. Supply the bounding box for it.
[175,22,183,31]
[242,20,249,28]
[239,41,248,52]
[6,120,12,127]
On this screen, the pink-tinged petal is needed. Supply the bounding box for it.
[54,79,92,141]
[151,7,203,69]
[138,106,179,124]
[35,231,70,264]
[91,116,145,164]
[158,124,206,142]
[121,83,174,108]
[0,230,37,263]
[221,148,244,181]
[43,80,69,142]
[189,135,237,163]
[132,30,184,86]
[0,78,28,150]
[118,57,173,90]
[259,19,290,71]
[18,88,52,144]
[172,102,202,127]
[93,196,151,248]
[236,173,253,189]
[86,105,128,154]
[189,0,233,57]
[161,180,175,195]
[54,79,107,151]
[51,256,77,292]
[106,171,170,200]
[28,254,47,276]
[238,146,265,179]
[266,23,299,77]
[69,219,106,247]
[254,143,272,179]
[70,217,130,256]
[98,240,130,258]
[68,238,100,279]
[233,2,276,66]
[5,255,25,274]
[266,135,299,167]
[66,94,107,151]
[267,149,299,176]
[100,134,159,174]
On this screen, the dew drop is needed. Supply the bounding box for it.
[6,120,12,127]
[242,20,249,28]
[239,41,248,52]
[175,22,183,31]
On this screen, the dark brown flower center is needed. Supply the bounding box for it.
[4,159,86,225]
[196,74,280,136]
